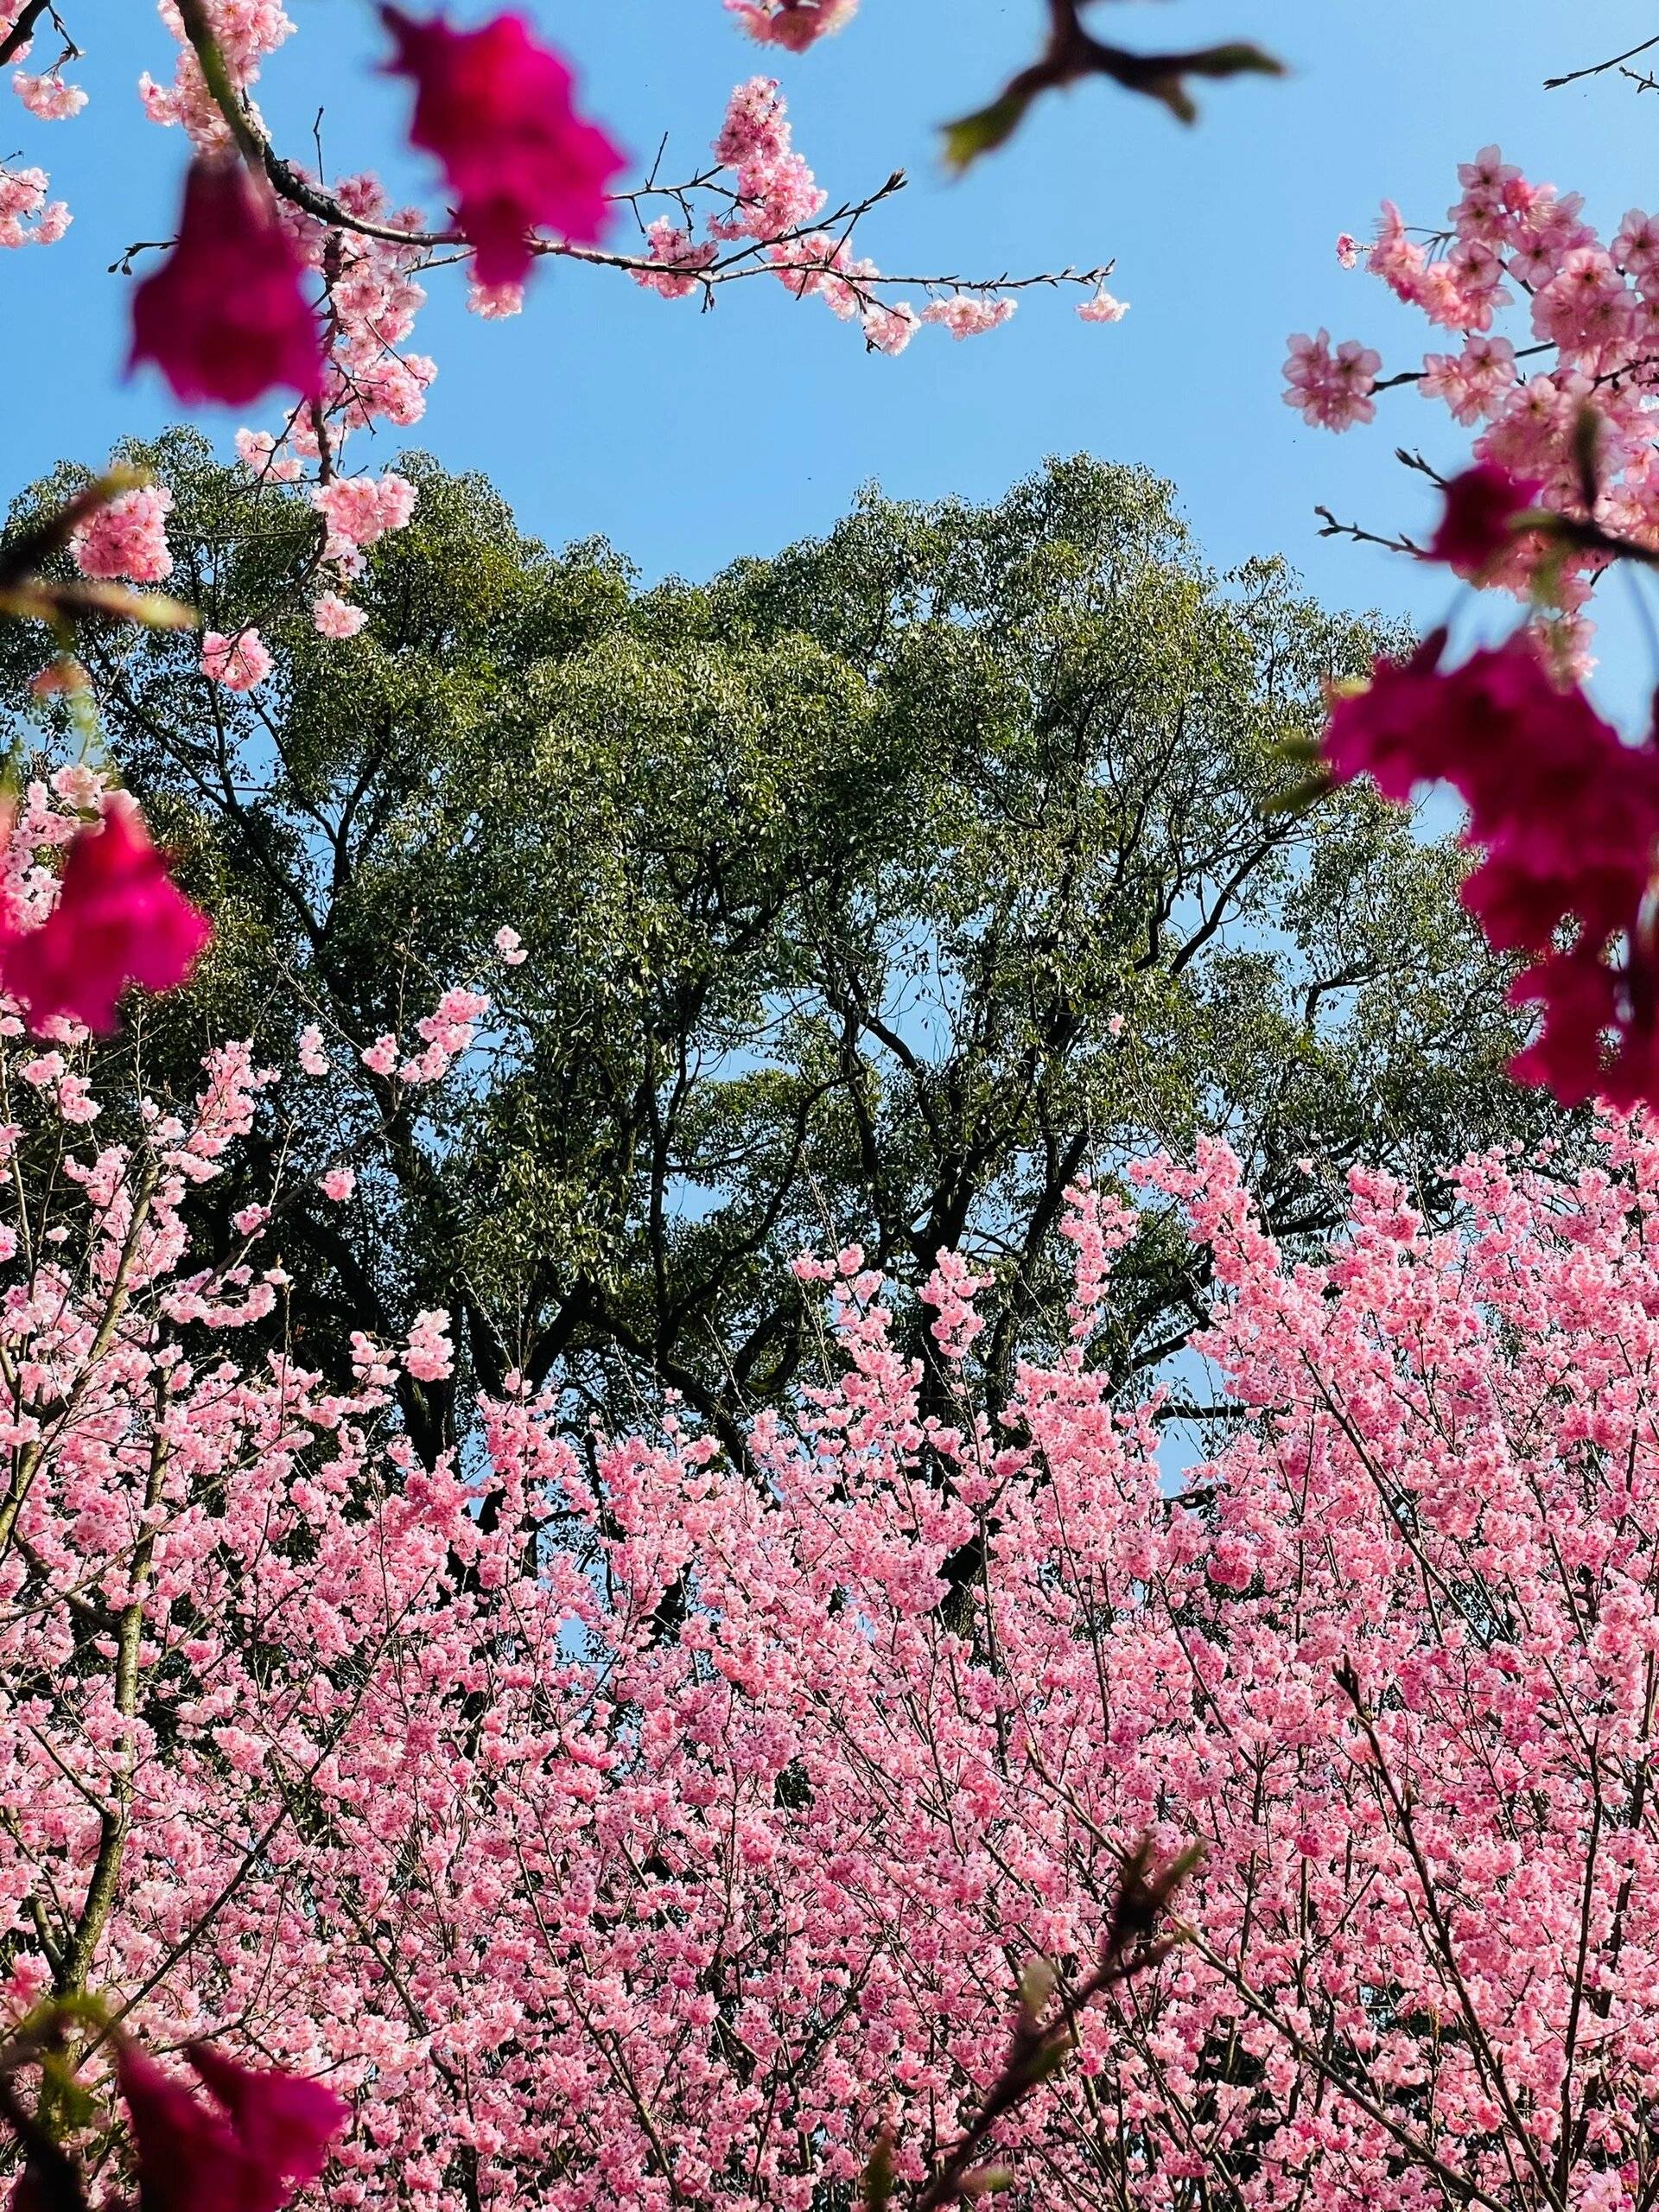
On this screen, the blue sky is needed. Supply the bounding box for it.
[5,0,1657,709]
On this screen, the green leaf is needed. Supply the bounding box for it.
[1178,41,1287,85]
[941,86,1037,172]
[1135,41,1286,124]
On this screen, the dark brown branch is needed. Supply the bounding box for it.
[1544,32,1659,89]
[1313,506,1425,558]
[0,0,54,67]
[896,1839,1197,2212]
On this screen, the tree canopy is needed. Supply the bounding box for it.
[0,437,1551,1469]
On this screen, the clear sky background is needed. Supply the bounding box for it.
[5,0,1658,711]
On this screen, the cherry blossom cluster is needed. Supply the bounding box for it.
[352,985,489,1090]
[13,886,1659,2212]
[1291,146,1659,663]
[0,160,67,246]
[725,0,859,52]
[69,483,176,585]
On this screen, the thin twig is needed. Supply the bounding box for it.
[1544,32,1659,89]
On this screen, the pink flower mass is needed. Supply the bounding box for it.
[70,480,175,582]
[200,627,274,690]
[11,912,1659,2212]
[1281,327,1381,429]
[726,0,859,50]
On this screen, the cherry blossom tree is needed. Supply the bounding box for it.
[7,756,1659,2212]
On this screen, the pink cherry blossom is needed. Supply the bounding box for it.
[726,0,858,50]
[631,218,719,300]
[921,1247,993,1359]
[1367,197,1427,302]
[0,162,68,247]
[312,592,368,639]
[200,628,274,691]
[404,1306,454,1381]
[1281,327,1381,429]
[466,276,525,318]
[1419,331,1517,423]
[234,428,303,484]
[1076,284,1128,323]
[71,483,175,583]
[13,70,87,119]
[861,299,918,355]
[921,296,1016,340]
[311,472,417,549]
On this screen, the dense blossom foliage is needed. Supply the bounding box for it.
[1291,145,1659,668]
[4,754,1659,2209]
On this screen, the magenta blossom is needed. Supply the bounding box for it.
[1,792,213,1033]
[1324,627,1659,1108]
[380,7,626,285]
[130,158,323,406]
[118,2043,346,2212]
[1427,461,1542,573]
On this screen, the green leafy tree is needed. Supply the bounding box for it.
[0,437,1554,1482]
